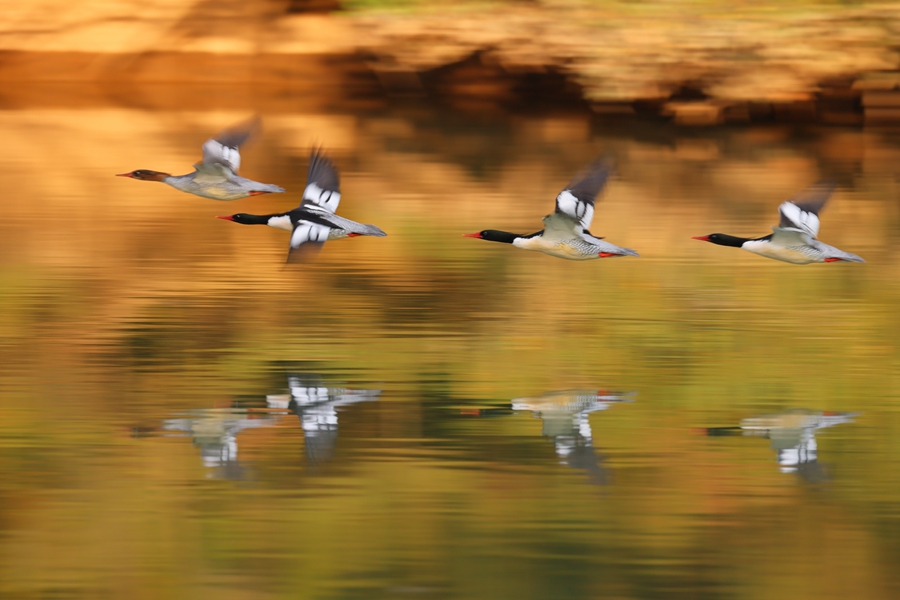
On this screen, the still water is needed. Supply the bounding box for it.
[1,93,899,599]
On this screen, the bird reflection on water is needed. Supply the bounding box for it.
[160,376,380,476]
[700,408,859,484]
[162,408,280,479]
[266,375,381,466]
[512,389,636,485]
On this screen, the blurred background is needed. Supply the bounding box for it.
[1,1,900,599]
[3,0,900,122]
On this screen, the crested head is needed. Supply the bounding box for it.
[462,230,519,244]
[692,233,748,248]
[116,169,170,182]
[216,213,270,225]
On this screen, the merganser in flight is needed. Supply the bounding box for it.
[116,117,285,201]
[217,148,386,263]
[463,156,639,260]
[692,182,864,264]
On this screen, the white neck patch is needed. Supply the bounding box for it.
[267,215,293,231]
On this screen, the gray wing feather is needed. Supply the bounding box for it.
[771,228,811,246]
[199,117,261,173]
[541,212,579,240]
[301,148,341,212]
[809,240,866,263]
[287,242,325,264]
[580,231,640,257]
[214,117,261,149]
[301,206,387,237]
[322,212,387,237]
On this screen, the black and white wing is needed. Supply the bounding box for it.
[777,181,835,239]
[300,149,341,213]
[288,375,381,409]
[287,219,330,264]
[198,116,261,174]
[288,376,331,408]
[554,156,615,231]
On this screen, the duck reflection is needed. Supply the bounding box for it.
[266,376,381,465]
[162,408,280,479]
[702,408,859,483]
[512,389,635,484]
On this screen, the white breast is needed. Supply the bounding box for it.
[266,215,293,231]
[742,239,816,264]
[513,236,597,261]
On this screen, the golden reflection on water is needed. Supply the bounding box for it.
[1,96,900,599]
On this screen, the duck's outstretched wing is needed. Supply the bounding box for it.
[286,220,329,264]
[541,212,579,241]
[284,208,386,264]
[198,116,261,174]
[777,181,836,239]
[300,148,341,213]
[554,156,615,231]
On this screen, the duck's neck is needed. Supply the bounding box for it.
[147,171,172,182]
[481,230,523,244]
[218,214,280,227]
[710,234,752,248]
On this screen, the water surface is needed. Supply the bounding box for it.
[1,97,898,599]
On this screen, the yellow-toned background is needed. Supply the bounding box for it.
[2,2,900,599]
[1,103,899,598]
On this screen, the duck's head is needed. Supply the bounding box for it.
[463,230,519,244]
[692,233,746,248]
[116,169,170,182]
[216,213,269,225]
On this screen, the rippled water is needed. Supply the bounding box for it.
[1,96,899,599]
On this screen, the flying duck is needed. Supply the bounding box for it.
[217,148,386,263]
[463,156,638,260]
[117,117,285,201]
[692,182,864,264]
